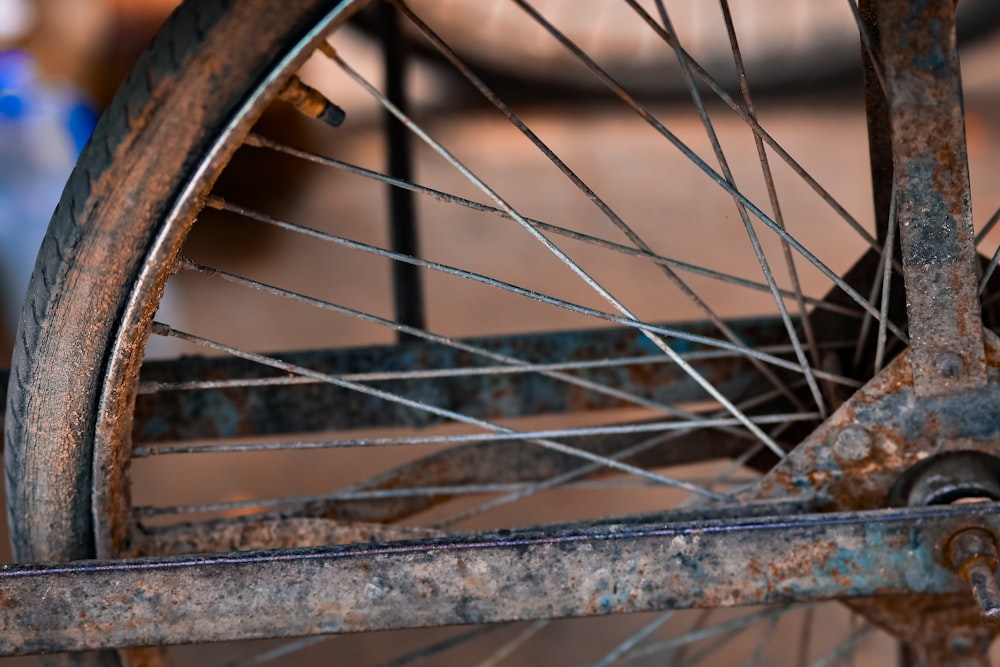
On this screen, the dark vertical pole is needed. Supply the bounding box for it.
[380,2,426,342]
[859,0,894,246]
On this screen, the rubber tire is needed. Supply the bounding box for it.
[3,0,354,661]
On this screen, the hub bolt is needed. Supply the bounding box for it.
[948,528,1000,627]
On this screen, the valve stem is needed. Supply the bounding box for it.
[278,75,346,127]
[949,528,1000,626]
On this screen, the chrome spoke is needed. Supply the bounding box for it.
[153,322,730,499]
[743,614,781,667]
[183,251,769,425]
[245,133,864,322]
[433,380,798,527]
[622,605,794,663]
[135,413,813,458]
[979,242,1000,295]
[376,626,508,667]
[720,0,826,410]
[618,0,883,255]
[974,204,1000,245]
[203,199,859,388]
[220,635,331,667]
[473,620,548,667]
[658,0,826,417]
[391,0,807,414]
[137,343,846,395]
[325,43,787,460]
[808,624,873,667]
[585,611,674,667]
[510,0,905,344]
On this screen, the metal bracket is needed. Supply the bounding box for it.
[879,0,986,398]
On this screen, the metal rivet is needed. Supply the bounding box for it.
[935,352,964,378]
[833,426,872,461]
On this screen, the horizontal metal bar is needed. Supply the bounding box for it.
[0,501,992,656]
[133,319,789,443]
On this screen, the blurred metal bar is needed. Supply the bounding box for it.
[380,1,426,341]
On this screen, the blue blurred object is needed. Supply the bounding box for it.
[0,50,97,337]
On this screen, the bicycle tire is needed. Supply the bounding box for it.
[4,0,990,664]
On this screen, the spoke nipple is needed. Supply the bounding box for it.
[833,426,871,461]
[935,352,964,378]
[949,528,1000,627]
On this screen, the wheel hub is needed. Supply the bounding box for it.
[752,331,1000,663]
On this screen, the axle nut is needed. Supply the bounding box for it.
[948,528,1000,627]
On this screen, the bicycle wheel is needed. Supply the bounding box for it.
[5,0,998,664]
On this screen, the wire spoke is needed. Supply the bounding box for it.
[376,625,509,667]
[183,252,777,431]
[324,44,787,460]
[138,341,850,395]
[473,620,549,667]
[584,611,674,667]
[434,378,799,527]
[509,0,905,344]
[980,244,1000,295]
[621,605,795,663]
[720,0,827,411]
[204,199,860,389]
[245,133,863,322]
[655,0,826,418]
[434,431,690,528]
[177,253,855,477]
[220,635,332,667]
[851,186,896,372]
[612,0,882,255]
[974,204,1000,246]
[153,322,731,499]
[808,623,873,667]
[135,413,814,458]
[134,470,764,520]
[390,0,807,414]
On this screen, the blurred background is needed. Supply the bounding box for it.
[4,0,1000,665]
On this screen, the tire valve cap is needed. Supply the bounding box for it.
[949,528,1000,626]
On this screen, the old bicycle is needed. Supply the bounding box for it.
[4,0,1000,665]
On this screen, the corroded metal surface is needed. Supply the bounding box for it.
[137,516,440,556]
[0,501,995,656]
[757,332,1000,512]
[878,0,986,397]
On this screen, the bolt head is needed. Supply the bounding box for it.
[935,352,964,378]
[833,426,871,461]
